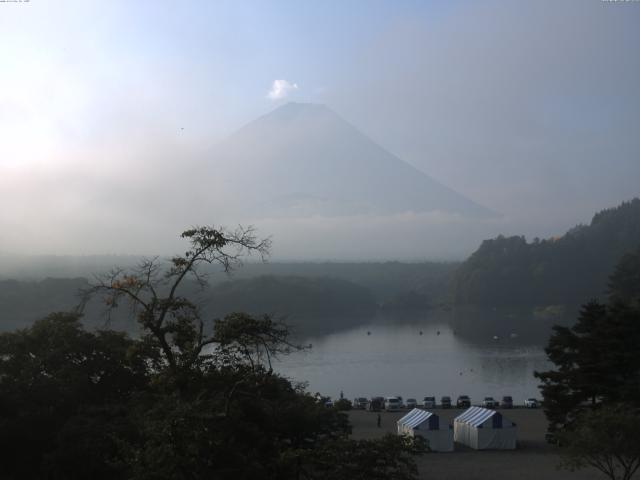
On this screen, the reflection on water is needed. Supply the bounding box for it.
[275,322,549,404]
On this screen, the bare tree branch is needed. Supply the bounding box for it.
[78,225,272,373]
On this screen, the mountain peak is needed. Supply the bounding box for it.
[205,104,495,219]
[279,101,324,109]
[257,101,335,124]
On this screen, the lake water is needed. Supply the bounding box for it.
[275,322,550,405]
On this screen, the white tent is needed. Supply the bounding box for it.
[454,406,517,450]
[397,408,454,452]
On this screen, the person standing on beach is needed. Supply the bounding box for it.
[377,413,381,428]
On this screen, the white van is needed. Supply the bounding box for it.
[384,396,401,411]
[422,396,436,409]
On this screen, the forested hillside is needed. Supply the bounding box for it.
[207,276,376,334]
[0,276,376,336]
[0,262,456,335]
[0,278,89,331]
[217,261,456,307]
[452,199,640,308]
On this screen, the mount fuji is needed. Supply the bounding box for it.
[198,102,494,221]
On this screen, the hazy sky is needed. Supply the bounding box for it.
[0,0,638,259]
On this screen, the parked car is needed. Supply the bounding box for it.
[422,396,436,409]
[369,396,384,411]
[501,396,513,408]
[441,396,452,408]
[384,396,402,411]
[457,395,471,408]
[483,397,497,408]
[353,397,369,410]
[405,398,418,409]
[525,398,539,408]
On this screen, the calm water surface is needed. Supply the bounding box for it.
[275,323,549,405]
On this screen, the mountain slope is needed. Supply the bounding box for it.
[452,198,640,307]
[200,102,494,219]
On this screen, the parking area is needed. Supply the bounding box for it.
[348,408,602,480]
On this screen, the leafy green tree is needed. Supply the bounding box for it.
[536,248,640,436]
[294,434,427,480]
[0,312,150,479]
[535,300,640,432]
[535,301,606,430]
[559,404,640,480]
[609,247,640,309]
[1,226,427,480]
[78,225,425,480]
[118,311,352,480]
[81,226,271,375]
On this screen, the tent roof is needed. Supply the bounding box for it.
[454,406,499,427]
[397,408,435,429]
[398,408,424,424]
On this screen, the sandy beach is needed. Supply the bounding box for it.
[349,408,603,480]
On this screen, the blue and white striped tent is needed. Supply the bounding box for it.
[454,406,517,450]
[397,408,454,452]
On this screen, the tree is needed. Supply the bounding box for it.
[80,225,271,374]
[293,434,428,480]
[609,247,640,309]
[2,225,427,479]
[535,248,640,433]
[452,198,640,309]
[76,225,426,479]
[0,312,150,479]
[535,301,607,431]
[559,404,640,480]
[536,300,640,432]
[532,251,640,480]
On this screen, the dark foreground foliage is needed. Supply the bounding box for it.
[535,300,640,432]
[294,434,428,480]
[0,313,425,480]
[0,226,425,480]
[535,247,640,433]
[558,404,640,480]
[536,247,640,479]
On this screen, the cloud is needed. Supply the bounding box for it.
[250,211,505,261]
[266,79,298,100]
